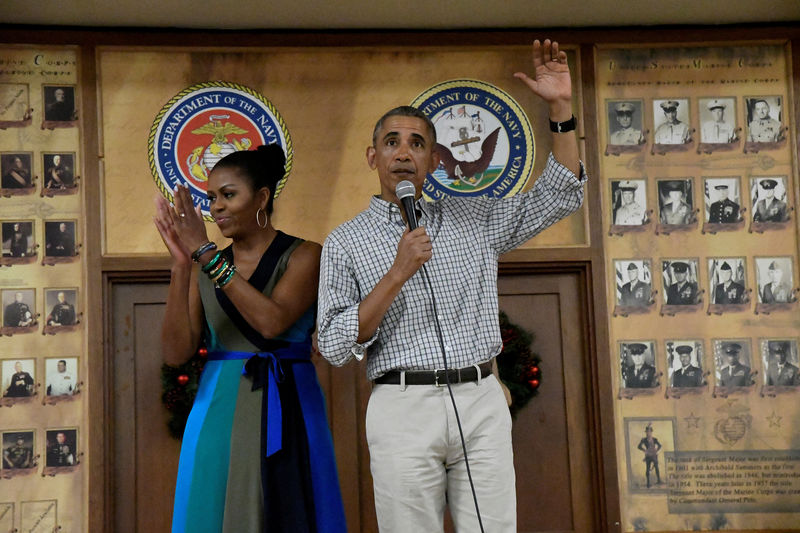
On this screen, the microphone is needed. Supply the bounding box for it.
[395,180,418,230]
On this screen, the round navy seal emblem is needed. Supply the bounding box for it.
[411,79,534,201]
[149,81,292,220]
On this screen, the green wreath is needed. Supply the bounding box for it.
[161,313,541,437]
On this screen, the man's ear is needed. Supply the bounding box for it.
[366,146,377,170]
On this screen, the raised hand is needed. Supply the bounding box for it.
[513,39,572,111]
[168,184,210,254]
[153,194,192,266]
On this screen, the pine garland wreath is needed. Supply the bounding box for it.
[161,347,207,439]
[496,311,542,417]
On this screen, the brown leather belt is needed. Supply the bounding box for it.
[374,361,493,386]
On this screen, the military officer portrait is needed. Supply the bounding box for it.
[658,179,694,225]
[705,178,741,224]
[668,342,704,388]
[44,220,77,257]
[2,221,35,258]
[751,177,789,223]
[2,288,36,328]
[709,258,747,305]
[607,100,645,145]
[653,99,691,144]
[746,96,783,143]
[715,340,753,387]
[46,357,78,397]
[662,259,699,305]
[2,431,34,470]
[620,341,658,389]
[45,428,77,467]
[699,98,737,144]
[44,288,78,327]
[762,339,800,387]
[611,179,647,226]
[756,257,793,304]
[616,260,652,308]
[1,358,35,398]
[1,152,33,189]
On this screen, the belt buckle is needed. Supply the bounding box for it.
[434,368,446,387]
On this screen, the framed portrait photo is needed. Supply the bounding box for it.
[624,417,676,493]
[661,258,700,306]
[614,259,653,310]
[43,288,78,328]
[610,179,647,227]
[1,152,33,191]
[44,220,78,259]
[759,338,799,387]
[42,152,77,192]
[1,358,35,398]
[652,98,691,145]
[657,178,695,226]
[708,257,748,306]
[1,288,36,330]
[712,338,754,389]
[1,430,35,470]
[750,176,789,224]
[755,256,794,305]
[1,220,35,259]
[619,340,658,390]
[703,177,742,224]
[45,428,78,468]
[607,99,646,146]
[666,340,705,389]
[698,97,737,144]
[42,85,77,123]
[745,96,784,143]
[45,357,79,397]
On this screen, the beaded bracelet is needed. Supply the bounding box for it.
[201,251,223,273]
[192,241,217,262]
[215,265,237,288]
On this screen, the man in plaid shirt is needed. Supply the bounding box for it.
[318,39,586,532]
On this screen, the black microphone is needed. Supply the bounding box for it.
[395,180,418,230]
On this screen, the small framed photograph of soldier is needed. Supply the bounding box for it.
[652,98,691,145]
[42,85,77,123]
[624,417,676,493]
[0,82,31,124]
[20,500,57,532]
[1,220,35,260]
[712,338,754,390]
[745,96,784,144]
[43,288,79,334]
[703,177,742,225]
[755,256,795,307]
[759,338,800,388]
[2,430,35,471]
[698,97,737,144]
[1,288,36,330]
[661,258,701,307]
[42,152,77,193]
[618,340,659,392]
[750,176,789,224]
[666,340,705,389]
[45,428,77,469]
[1,152,34,192]
[708,257,748,306]
[614,259,653,311]
[45,357,79,398]
[606,99,646,147]
[610,179,647,228]
[1,358,35,398]
[43,220,77,260]
[657,178,695,228]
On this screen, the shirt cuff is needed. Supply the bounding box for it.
[350,327,379,361]
[543,153,588,190]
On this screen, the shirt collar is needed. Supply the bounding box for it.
[368,195,433,226]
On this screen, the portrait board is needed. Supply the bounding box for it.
[44,220,77,257]
[666,339,705,388]
[754,256,794,304]
[712,338,753,388]
[624,417,676,493]
[614,259,652,308]
[610,179,647,226]
[708,257,747,305]
[45,428,77,468]
[750,176,789,223]
[45,357,79,397]
[703,177,742,223]
[1,358,35,398]
[0,82,30,122]
[42,152,76,190]
[698,97,737,144]
[1,220,35,257]
[44,288,78,327]
[661,258,700,306]
[1,430,35,470]
[619,340,658,389]
[1,288,36,328]
[42,85,76,122]
[606,99,646,145]
[657,178,694,225]
[0,152,33,189]
[759,338,799,387]
[652,98,691,144]
[745,95,783,143]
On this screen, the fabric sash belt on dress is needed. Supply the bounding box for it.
[374,361,493,386]
[208,341,311,458]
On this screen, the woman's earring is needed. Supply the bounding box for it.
[256,208,268,229]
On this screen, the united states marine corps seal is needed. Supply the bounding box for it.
[411,79,534,201]
[149,81,292,220]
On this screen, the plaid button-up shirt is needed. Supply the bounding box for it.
[318,154,587,380]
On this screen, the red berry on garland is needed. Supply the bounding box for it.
[177,374,190,386]
[528,379,540,389]
[198,347,208,358]
[531,366,540,376]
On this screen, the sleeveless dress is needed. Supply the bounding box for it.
[171,232,346,533]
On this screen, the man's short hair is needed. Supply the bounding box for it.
[372,106,436,146]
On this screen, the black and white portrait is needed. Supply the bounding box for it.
[44,288,78,327]
[43,85,76,122]
[713,339,753,387]
[745,96,783,143]
[699,97,737,144]
[760,338,799,387]
[704,177,741,223]
[610,179,647,226]
[750,176,789,223]
[653,99,691,144]
[2,221,34,257]
[2,430,35,470]
[46,357,78,397]
[44,220,76,257]
[1,152,33,189]
[1,359,35,398]
[2,289,36,328]
[666,340,704,388]
[619,341,658,389]
[657,179,694,225]
[42,152,75,189]
[661,258,700,305]
[45,428,77,467]
[755,257,793,304]
[624,417,675,492]
[607,100,645,145]
[708,257,747,305]
[615,259,652,308]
